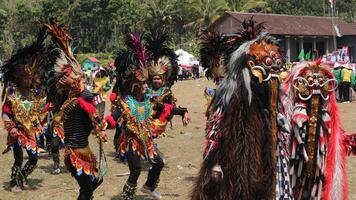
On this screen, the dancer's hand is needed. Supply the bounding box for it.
[37,124,44,133]
[182,112,190,127]
[59,75,74,86]
[98,131,108,142]
[9,128,18,138]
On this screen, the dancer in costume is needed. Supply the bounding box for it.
[109,83,122,154]
[41,101,64,174]
[286,60,351,200]
[110,30,181,153]
[1,28,46,192]
[191,18,291,200]
[145,31,178,104]
[105,33,189,200]
[40,20,108,200]
[92,66,112,117]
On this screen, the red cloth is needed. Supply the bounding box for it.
[77,97,97,115]
[345,134,356,156]
[105,115,116,129]
[2,103,12,115]
[159,103,173,121]
[109,92,117,103]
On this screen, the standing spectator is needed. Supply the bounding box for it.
[340,64,355,103]
[332,63,342,101]
[193,64,199,79]
[178,66,183,81]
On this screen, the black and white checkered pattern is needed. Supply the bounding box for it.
[276,142,293,200]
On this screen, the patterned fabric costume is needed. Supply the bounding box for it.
[0,28,47,192]
[38,20,107,199]
[286,61,349,200]
[106,33,188,200]
[192,19,292,200]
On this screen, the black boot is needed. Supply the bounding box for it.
[10,165,23,192]
[52,152,61,174]
[21,162,36,188]
[122,182,136,200]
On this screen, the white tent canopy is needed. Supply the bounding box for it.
[175,49,199,66]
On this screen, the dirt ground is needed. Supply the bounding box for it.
[0,78,355,200]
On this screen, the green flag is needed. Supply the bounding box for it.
[305,51,311,60]
[298,50,305,61]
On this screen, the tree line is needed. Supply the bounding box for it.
[0,0,355,62]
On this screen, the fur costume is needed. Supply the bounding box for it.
[192,18,288,199]
[192,19,292,200]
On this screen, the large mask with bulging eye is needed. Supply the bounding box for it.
[293,65,337,101]
[247,41,285,83]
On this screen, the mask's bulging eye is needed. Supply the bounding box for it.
[264,57,273,66]
[276,59,282,66]
[318,77,324,84]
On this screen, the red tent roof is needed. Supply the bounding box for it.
[87,56,100,63]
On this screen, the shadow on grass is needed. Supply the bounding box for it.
[110,194,148,200]
[2,178,43,191]
[37,165,69,174]
[184,176,196,182]
[110,192,180,199]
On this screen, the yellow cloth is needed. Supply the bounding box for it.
[342,69,352,82]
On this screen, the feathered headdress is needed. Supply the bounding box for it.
[0,27,47,100]
[145,30,178,87]
[199,29,229,84]
[38,19,83,108]
[199,18,266,84]
[114,33,149,96]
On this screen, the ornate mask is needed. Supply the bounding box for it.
[293,63,337,101]
[247,41,284,83]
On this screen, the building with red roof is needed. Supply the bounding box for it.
[211,12,356,62]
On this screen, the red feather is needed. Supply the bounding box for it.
[324,91,348,200]
[128,34,147,66]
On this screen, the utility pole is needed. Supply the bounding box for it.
[323,0,325,16]
[331,5,337,51]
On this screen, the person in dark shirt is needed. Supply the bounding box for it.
[58,76,108,200]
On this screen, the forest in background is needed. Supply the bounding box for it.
[0,0,355,63]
